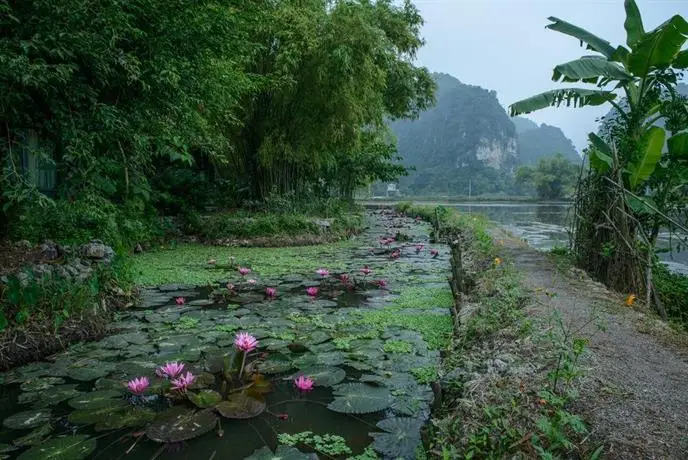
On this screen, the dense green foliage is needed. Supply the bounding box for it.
[389,73,517,196]
[516,153,580,200]
[1,0,434,246]
[510,0,688,320]
[513,118,581,166]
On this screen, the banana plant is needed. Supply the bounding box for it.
[509,0,688,191]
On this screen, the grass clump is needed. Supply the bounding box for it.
[383,339,413,354]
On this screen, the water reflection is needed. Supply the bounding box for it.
[448,202,687,273]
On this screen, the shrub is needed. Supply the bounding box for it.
[654,263,688,328]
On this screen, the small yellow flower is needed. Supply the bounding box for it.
[494,257,502,266]
[498,240,504,246]
[625,294,637,306]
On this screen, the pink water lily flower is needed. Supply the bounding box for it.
[170,372,196,392]
[266,287,277,299]
[415,244,424,253]
[339,273,350,284]
[294,375,314,391]
[247,279,257,284]
[316,268,330,277]
[156,361,185,379]
[127,376,150,395]
[238,267,251,276]
[175,297,185,305]
[235,332,259,352]
[360,266,372,276]
[226,283,235,291]
[390,250,400,259]
[377,279,388,289]
[306,287,319,298]
[430,249,439,258]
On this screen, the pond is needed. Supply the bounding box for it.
[448,201,688,275]
[368,201,687,275]
[0,210,452,459]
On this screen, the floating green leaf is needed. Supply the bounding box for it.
[327,383,392,414]
[68,390,122,410]
[68,402,129,426]
[17,435,96,460]
[94,408,156,432]
[20,377,65,392]
[188,390,222,409]
[13,423,53,447]
[216,393,266,419]
[3,410,52,430]
[370,417,423,459]
[287,367,345,387]
[146,407,217,443]
[245,446,318,460]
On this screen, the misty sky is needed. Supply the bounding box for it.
[413,0,688,152]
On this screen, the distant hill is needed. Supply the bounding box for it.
[513,118,581,165]
[388,73,518,195]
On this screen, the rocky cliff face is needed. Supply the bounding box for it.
[388,73,518,195]
[512,117,580,165]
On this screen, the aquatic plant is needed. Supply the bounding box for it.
[430,249,439,258]
[127,377,150,395]
[156,362,185,379]
[235,332,258,352]
[266,287,277,299]
[175,296,185,305]
[306,287,319,297]
[316,268,330,277]
[294,376,314,391]
[360,266,372,276]
[415,244,424,253]
[339,273,350,284]
[170,372,196,392]
[238,267,251,276]
[390,250,400,259]
[247,279,257,284]
[377,279,388,289]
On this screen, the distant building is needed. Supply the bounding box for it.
[386,183,400,197]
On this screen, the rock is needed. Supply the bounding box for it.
[14,240,33,250]
[486,358,509,375]
[39,241,59,260]
[311,219,331,229]
[81,241,114,262]
[134,243,143,253]
[32,264,54,279]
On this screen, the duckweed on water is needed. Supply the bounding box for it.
[383,340,414,354]
[131,242,355,286]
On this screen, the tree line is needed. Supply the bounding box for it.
[0,0,434,242]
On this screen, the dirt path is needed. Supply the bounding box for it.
[494,229,688,459]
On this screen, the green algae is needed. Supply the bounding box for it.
[131,242,355,286]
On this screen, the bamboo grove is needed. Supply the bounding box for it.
[1,0,435,237]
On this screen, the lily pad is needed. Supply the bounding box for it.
[146,407,217,443]
[216,393,266,419]
[68,402,129,426]
[20,377,65,392]
[68,390,122,410]
[94,408,156,432]
[188,390,222,409]
[370,417,424,459]
[245,446,318,460]
[17,435,96,460]
[3,409,52,430]
[13,423,53,447]
[327,383,392,414]
[66,362,117,381]
[287,367,346,387]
